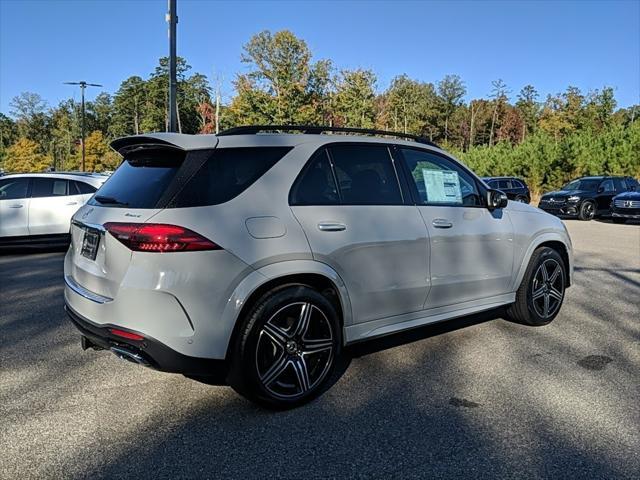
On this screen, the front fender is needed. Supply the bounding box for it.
[510,230,574,292]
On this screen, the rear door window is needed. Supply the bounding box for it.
[328,144,402,205]
[290,150,339,205]
[613,178,626,192]
[31,178,68,197]
[600,179,614,192]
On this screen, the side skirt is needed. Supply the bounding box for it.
[345,293,515,344]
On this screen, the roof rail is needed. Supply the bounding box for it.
[217,125,440,148]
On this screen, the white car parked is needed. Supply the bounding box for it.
[0,172,106,245]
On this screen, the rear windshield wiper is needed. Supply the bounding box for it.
[95,195,129,206]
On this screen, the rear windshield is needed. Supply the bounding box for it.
[89,146,291,209]
[88,149,182,209]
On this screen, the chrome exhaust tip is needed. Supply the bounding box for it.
[110,346,151,367]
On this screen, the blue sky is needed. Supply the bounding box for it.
[1,0,638,115]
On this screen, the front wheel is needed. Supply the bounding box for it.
[506,247,566,326]
[578,201,596,221]
[228,285,341,409]
[515,196,529,203]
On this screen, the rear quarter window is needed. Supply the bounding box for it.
[72,180,97,194]
[170,147,292,207]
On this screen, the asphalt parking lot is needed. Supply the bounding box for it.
[1,219,639,479]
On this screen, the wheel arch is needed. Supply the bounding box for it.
[222,261,352,359]
[512,234,573,292]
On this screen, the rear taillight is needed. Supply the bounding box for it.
[109,328,145,341]
[104,223,221,252]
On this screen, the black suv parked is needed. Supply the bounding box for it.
[482,177,530,203]
[538,176,639,221]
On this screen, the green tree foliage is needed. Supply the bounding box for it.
[112,76,145,136]
[0,113,18,168]
[228,30,332,125]
[9,92,51,149]
[516,85,540,140]
[379,75,438,136]
[333,69,377,128]
[437,74,466,141]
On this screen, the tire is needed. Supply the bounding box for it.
[515,196,529,204]
[506,246,566,326]
[578,200,596,221]
[612,218,627,224]
[228,285,342,409]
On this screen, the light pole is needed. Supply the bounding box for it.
[64,81,102,171]
[167,0,178,132]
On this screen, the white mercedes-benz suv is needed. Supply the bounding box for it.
[64,126,573,409]
[0,172,106,246]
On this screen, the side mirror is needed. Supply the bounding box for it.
[597,186,604,193]
[487,189,508,210]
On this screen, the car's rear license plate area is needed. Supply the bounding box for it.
[81,230,100,260]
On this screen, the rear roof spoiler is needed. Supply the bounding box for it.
[110,133,218,155]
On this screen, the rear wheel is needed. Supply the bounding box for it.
[506,247,566,326]
[578,201,596,221]
[228,285,341,409]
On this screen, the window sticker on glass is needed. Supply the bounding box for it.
[422,169,462,204]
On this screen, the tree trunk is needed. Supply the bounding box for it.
[176,101,182,134]
[445,115,449,140]
[469,103,476,150]
[134,98,139,135]
[489,103,498,146]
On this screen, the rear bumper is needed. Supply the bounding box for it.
[65,303,228,378]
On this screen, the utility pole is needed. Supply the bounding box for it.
[167,0,178,132]
[64,81,102,171]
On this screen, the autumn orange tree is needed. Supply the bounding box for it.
[4,138,51,172]
[64,131,120,171]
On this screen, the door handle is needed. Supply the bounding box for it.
[432,218,453,228]
[318,222,346,232]
[8,204,24,209]
[65,202,78,206]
